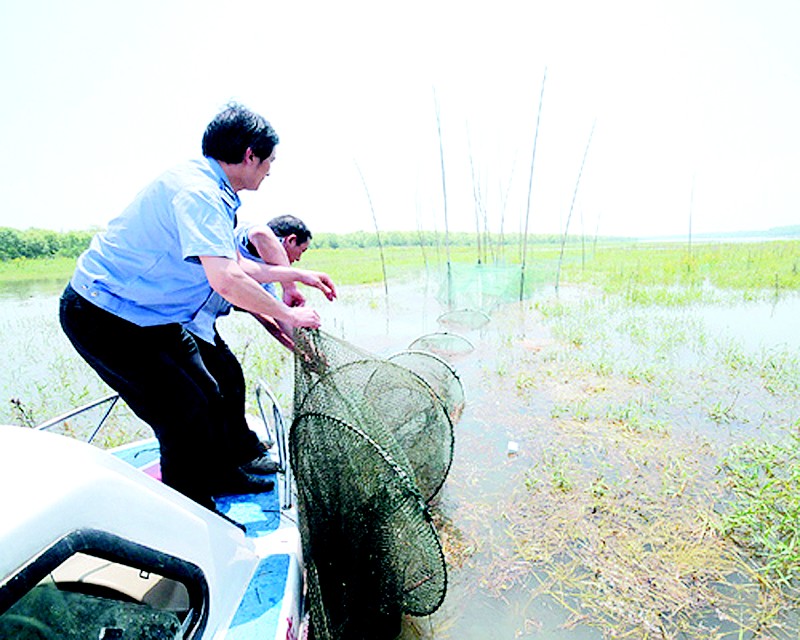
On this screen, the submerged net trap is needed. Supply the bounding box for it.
[436,308,491,331]
[290,329,464,640]
[407,332,475,358]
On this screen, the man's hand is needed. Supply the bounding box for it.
[287,306,321,329]
[297,270,337,301]
[282,282,306,307]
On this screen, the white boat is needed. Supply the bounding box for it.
[0,384,307,640]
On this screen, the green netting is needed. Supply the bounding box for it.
[293,328,378,412]
[437,261,556,311]
[437,308,491,331]
[387,350,465,425]
[290,329,456,639]
[291,413,447,640]
[407,332,475,357]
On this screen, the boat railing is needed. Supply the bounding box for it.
[34,384,294,511]
[254,380,292,511]
[35,393,121,444]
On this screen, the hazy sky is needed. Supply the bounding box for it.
[1,0,798,237]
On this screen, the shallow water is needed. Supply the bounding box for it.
[697,295,800,351]
[2,276,799,638]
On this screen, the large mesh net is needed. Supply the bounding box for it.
[386,350,465,425]
[436,259,559,312]
[407,332,475,358]
[290,329,463,640]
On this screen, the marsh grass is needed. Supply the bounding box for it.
[0,256,75,282]
[720,428,800,585]
[424,286,800,638]
[564,241,800,298]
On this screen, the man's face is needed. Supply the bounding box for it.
[243,149,276,191]
[283,236,310,263]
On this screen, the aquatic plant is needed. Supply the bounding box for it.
[719,429,800,584]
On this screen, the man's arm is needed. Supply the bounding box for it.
[248,225,288,266]
[199,255,320,327]
[250,312,295,351]
[238,260,337,301]
[246,225,304,306]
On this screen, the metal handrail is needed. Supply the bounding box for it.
[255,381,292,510]
[35,393,121,444]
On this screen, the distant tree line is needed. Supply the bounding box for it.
[311,230,566,250]
[0,226,572,261]
[0,227,96,261]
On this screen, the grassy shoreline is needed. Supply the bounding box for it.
[2,239,799,293]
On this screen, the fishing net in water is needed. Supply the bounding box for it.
[387,350,465,425]
[292,413,447,639]
[295,359,453,501]
[408,332,475,358]
[438,261,555,311]
[290,329,459,640]
[437,308,491,331]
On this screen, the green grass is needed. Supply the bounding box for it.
[4,239,799,296]
[719,426,800,584]
[0,256,76,282]
[469,287,800,638]
[562,240,800,296]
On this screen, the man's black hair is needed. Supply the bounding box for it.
[202,102,279,164]
[268,215,312,244]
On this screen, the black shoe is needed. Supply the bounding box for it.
[240,453,280,475]
[211,469,275,497]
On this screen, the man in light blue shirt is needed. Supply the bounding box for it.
[59,103,327,511]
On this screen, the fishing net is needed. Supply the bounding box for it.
[290,329,457,639]
[407,332,475,358]
[437,308,491,331]
[437,262,556,311]
[295,359,452,501]
[387,350,465,425]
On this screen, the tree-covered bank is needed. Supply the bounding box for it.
[0,227,96,260]
[0,225,578,261]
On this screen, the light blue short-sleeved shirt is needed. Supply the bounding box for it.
[185,224,280,344]
[71,158,240,326]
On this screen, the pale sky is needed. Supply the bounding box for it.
[1,0,798,238]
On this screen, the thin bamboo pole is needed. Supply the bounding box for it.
[355,161,389,298]
[467,125,483,264]
[520,68,547,301]
[688,174,695,259]
[434,88,452,307]
[555,119,596,294]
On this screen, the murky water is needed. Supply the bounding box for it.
[2,276,799,638]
